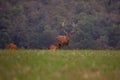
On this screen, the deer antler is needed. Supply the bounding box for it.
[70,22,76,34]
[72,22,76,28]
[61,21,76,34]
[62,21,67,34]
[63,30,67,34]
[62,21,65,27]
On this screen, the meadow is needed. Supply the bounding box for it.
[0,50,120,80]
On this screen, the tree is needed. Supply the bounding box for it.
[108,25,120,49]
[0,31,11,48]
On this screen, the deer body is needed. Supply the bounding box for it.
[56,33,71,48]
[56,21,76,49]
[7,43,17,50]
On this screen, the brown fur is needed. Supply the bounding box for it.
[49,45,58,50]
[56,33,71,48]
[7,43,17,50]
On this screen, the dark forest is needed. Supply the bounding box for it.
[0,0,120,49]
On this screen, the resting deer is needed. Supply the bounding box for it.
[49,45,58,51]
[7,43,17,50]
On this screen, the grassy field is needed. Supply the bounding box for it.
[0,50,120,80]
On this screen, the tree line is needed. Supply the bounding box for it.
[0,0,120,49]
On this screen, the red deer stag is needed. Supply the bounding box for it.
[56,22,76,49]
[56,33,71,48]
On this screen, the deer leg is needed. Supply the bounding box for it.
[59,44,62,49]
[57,44,61,49]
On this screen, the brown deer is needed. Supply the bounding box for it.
[56,22,76,49]
[49,45,58,51]
[7,43,17,50]
[56,33,71,48]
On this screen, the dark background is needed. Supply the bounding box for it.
[0,0,120,49]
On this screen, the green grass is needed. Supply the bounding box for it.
[0,50,120,80]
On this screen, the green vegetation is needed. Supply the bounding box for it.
[0,0,120,49]
[0,50,120,80]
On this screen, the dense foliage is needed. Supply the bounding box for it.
[0,0,120,49]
